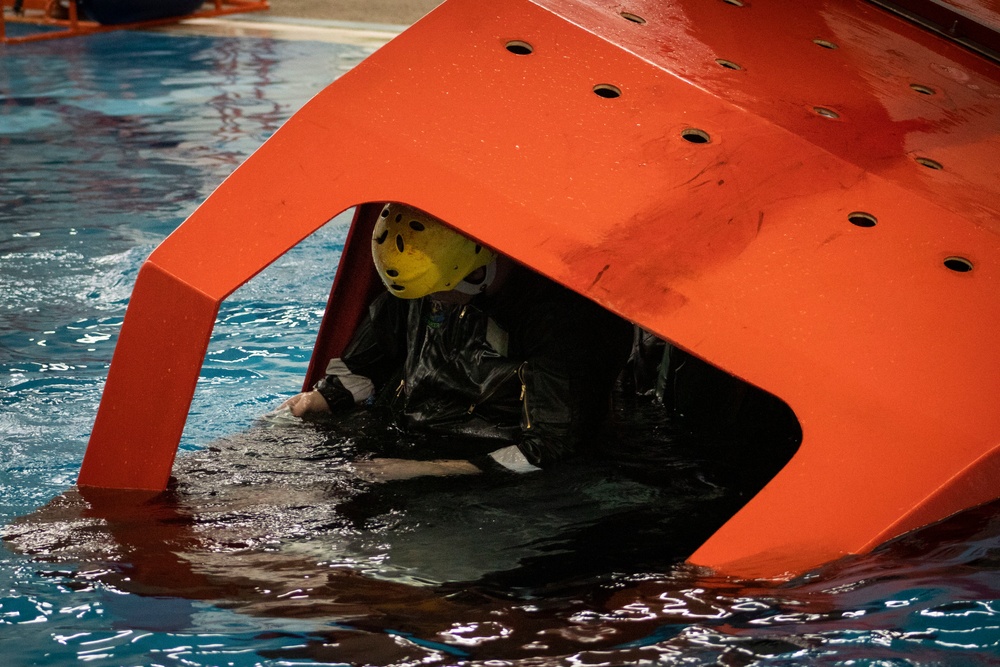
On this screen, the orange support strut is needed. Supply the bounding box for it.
[79,0,1000,579]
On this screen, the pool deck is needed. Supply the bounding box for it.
[153,0,442,43]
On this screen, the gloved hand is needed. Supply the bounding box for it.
[279,390,331,417]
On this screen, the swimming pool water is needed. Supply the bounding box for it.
[2,27,999,667]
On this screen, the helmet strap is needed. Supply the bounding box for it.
[452,258,497,296]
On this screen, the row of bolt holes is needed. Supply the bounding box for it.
[506,26,944,165]
[503,13,973,274]
[506,40,715,145]
[848,213,972,272]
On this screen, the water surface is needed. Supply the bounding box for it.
[1,28,998,666]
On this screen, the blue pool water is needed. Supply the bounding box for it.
[2,27,999,667]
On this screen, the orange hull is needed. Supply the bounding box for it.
[79,0,1000,579]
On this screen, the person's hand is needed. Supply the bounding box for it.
[279,390,331,418]
[351,458,481,482]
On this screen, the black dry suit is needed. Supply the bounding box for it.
[315,265,634,472]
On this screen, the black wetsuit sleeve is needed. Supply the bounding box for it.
[314,293,408,410]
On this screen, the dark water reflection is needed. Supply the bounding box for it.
[6,399,1000,665]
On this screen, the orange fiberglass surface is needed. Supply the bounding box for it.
[78,0,1000,579]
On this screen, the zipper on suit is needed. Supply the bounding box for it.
[518,362,531,430]
[467,364,521,415]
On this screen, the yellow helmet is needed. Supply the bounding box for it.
[371,203,496,299]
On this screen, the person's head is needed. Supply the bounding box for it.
[371,203,496,299]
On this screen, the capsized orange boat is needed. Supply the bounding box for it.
[78,0,1000,580]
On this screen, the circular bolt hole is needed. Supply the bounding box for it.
[944,256,973,272]
[593,84,622,99]
[813,106,840,119]
[910,83,936,95]
[847,211,877,228]
[715,58,743,70]
[505,40,534,55]
[915,156,943,170]
[813,38,839,49]
[681,128,711,144]
[621,11,646,24]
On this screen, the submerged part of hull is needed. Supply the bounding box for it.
[80,0,1000,579]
